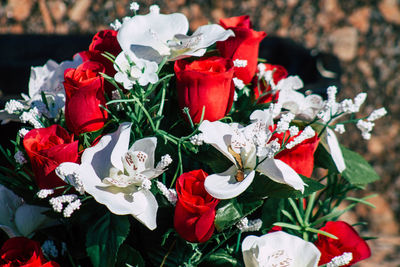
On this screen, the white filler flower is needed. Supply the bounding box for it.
[242,231,321,267]
[57,122,170,230]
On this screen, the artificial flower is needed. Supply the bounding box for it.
[79,29,122,90]
[325,128,346,173]
[198,109,305,200]
[113,52,159,88]
[217,15,267,84]
[64,60,108,135]
[174,170,219,243]
[0,185,54,238]
[174,56,235,123]
[315,221,371,266]
[276,76,324,121]
[254,63,288,104]
[117,7,234,63]
[271,127,320,177]
[23,125,79,190]
[0,237,60,267]
[242,231,321,267]
[56,122,171,230]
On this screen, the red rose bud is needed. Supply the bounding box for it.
[271,126,320,177]
[174,56,235,123]
[315,221,371,266]
[23,125,79,190]
[64,60,108,135]
[174,170,220,243]
[253,64,288,104]
[217,15,267,84]
[0,237,60,267]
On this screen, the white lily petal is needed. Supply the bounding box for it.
[204,166,255,199]
[81,122,132,177]
[55,162,80,185]
[130,137,157,170]
[0,186,23,231]
[198,120,236,164]
[242,231,321,267]
[0,225,18,238]
[326,128,346,172]
[190,24,234,50]
[256,159,305,193]
[117,12,189,62]
[78,162,158,230]
[14,204,51,237]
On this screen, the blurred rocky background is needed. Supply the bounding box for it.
[1,0,399,265]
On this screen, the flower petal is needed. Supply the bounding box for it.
[81,122,132,177]
[14,204,52,237]
[256,158,305,193]
[198,120,236,164]
[130,137,157,170]
[78,162,158,230]
[204,166,255,199]
[242,231,321,267]
[326,128,346,173]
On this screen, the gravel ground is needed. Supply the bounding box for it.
[1,0,399,265]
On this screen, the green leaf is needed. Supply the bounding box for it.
[314,143,339,172]
[86,213,130,267]
[196,145,233,174]
[214,198,263,232]
[341,146,380,185]
[251,174,325,199]
[199,249,241,267]
[116,244,145,267]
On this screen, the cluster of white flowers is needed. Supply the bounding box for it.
[156,154,173,170]
[19,107,43,128]
[18,128,30,138]
[367,107,387,122]
[114,52,159,89]
[41,240,59,258]
[233,77,245,90]
[4,100,25,114]
[14,151,27,165]
[110,19,122,30]
[285,126,315,149]
[236,217,263,232]
[326,252,353,267]
[56,165,85,195]
[190,133,205,146]
[233,59,248,68]
[288,126,299,136]
[156,181,177,205]
[129,1,139,11]
[276,112,295,133]
[356,120,375,140]
[49,194,81,218]
[37,189,55,199]
[257,138,280,158]
[334,124,346,134]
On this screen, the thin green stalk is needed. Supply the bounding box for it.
[288,198,304,226]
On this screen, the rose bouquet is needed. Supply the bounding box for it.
[0,3,386,267]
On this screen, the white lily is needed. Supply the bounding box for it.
[199,110,305,200]
[277,76,324,121]
[242,231,321,267]
[325,128,346,172]
[0,55,82,123]
[57,122,171,230]
[0,185,54,238]
[117,7,234,63]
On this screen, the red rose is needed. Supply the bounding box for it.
[80,30,121,76]
[315,221,371,266]
[23,125,79,190]
[174,56,235,123]
[174,170,220,243]
[217,15,267,84]
[253,64,288,104]
[64,60,108,135]
[0,237,60,267]
[271,126,320,177]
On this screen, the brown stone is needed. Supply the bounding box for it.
[6,0,34,22]
[69,0,92,22]
[379,0,400,25]
[48,0,67,22]
[348,7,371,33]
[330,27,358,61]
